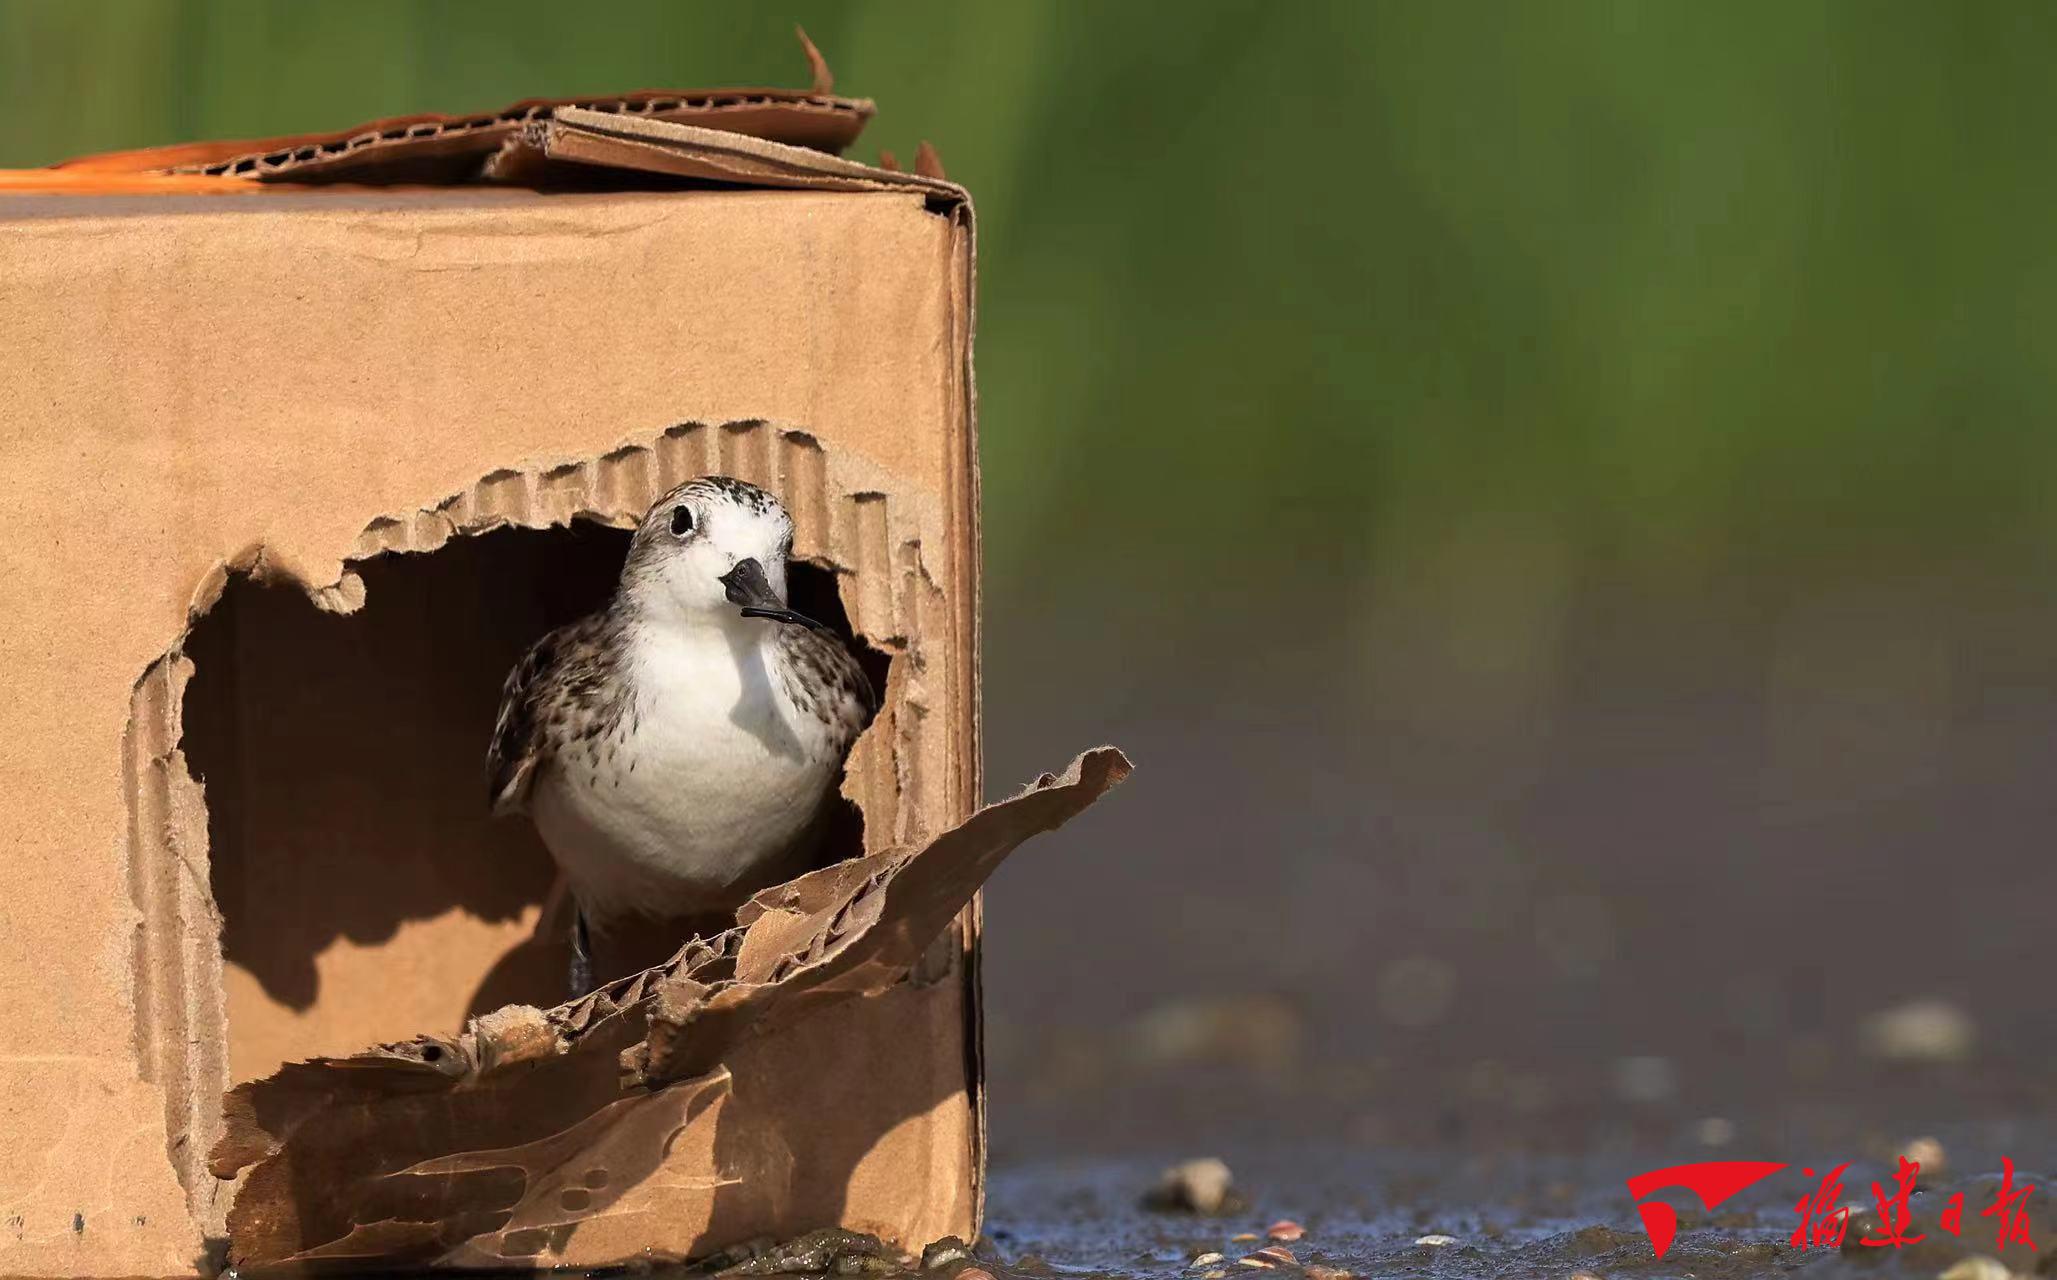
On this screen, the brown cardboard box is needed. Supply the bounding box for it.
[0,75,1127,1277]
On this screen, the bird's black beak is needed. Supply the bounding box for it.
[720,558,826,630]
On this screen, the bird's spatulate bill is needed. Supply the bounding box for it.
[210,747,1133,1272]
[721,556,829,629]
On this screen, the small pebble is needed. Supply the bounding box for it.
[1238,1246,1297,1269]
[1695,1116,1736,1147]
[1414,1234,1460,1247]
[1304,1268,1354,1280]
[1938,1258,2013,1280]
[1189,1254,1225,1269]
[1901,1135,1949,1177]
[1144,1157,1239,1215]
[1231,1233,1259,1243]
[1266,1221,1305,1242]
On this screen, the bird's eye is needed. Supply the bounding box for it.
[670,506,695,536]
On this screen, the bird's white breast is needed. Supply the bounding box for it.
[531,623,841,923]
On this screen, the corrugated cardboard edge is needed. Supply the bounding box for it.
[126,652,235,1257]
[0,94,869,195]
[208,748,1129,1271]
[0,32,872,192]
[116,32,866,174]
[0,171,262,195]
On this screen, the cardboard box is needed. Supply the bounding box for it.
[0,69,1127,1277]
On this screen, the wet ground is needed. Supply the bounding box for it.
[963,969,2057,1280]
[664,1113,2056,1280]
[969,1135,2057,1280]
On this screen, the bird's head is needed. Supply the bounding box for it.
[622,475,825,632]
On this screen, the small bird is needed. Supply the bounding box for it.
[487,476,876,998]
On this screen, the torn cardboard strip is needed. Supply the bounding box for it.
[107,33,867,181]
[211,748,1130,1272]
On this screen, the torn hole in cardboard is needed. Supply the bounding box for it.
[183,519,892,1072]
[121,418,1122,1268]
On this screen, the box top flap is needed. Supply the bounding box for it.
[0,30,907,196]
[501,108,966,203]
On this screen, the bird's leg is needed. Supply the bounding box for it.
[568,905,594,1000]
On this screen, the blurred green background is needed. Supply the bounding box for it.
[11,1,2056,1158]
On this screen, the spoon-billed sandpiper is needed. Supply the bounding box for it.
[487,476,876,997]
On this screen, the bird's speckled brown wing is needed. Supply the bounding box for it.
[774,625,878,762]
[487,614,610,815]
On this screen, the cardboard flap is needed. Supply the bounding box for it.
[209,748,1130,1271]
[496,109,967,202]
[5,33,872,193]
[42,89,872,183]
